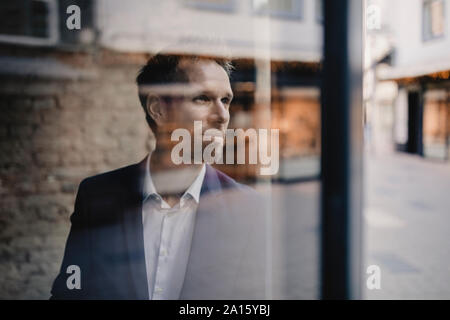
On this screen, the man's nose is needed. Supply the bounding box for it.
[209,100,229,125]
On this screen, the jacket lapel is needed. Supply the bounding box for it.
[199,164,222,196]
[121,157,149,300]
[180,165,244,299]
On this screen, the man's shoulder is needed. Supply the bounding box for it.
[78,161,256,196]
[79,161,142,194]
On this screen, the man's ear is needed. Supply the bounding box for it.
[146,95,166,126]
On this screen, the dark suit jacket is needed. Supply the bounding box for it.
[50,158,267,299]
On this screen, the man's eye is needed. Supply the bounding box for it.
[221,97,231,104]
[193,95,210,103]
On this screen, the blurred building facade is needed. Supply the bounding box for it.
[0,0,322,299]
[366,0,450,161]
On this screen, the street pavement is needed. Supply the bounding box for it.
[363,151,450,299]
[259,150,450,299]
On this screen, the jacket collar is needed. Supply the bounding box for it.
[142,154,206,206]
[121,156,223,300]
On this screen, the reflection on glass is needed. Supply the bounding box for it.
[0,0,322,299]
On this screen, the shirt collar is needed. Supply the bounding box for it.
[143,154,206,207]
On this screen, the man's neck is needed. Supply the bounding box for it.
[149,148,203,205]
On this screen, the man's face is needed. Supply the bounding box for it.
[162,59,233,141]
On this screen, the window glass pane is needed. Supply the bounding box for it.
[0,0,50,38]
[253,0,303,18]
[365,0,450,299]
[0,0,322,299]
[183,0,235,11]
[423,0,445,40]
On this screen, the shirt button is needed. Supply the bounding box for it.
[160,249,167,256]
[155,287,163,293]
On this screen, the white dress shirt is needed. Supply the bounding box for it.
[142,154,206,300]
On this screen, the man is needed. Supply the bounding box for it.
[50,54,267,299]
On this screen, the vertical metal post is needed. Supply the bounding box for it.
[321,0,364,299]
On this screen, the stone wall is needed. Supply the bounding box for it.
[0,48,150,299]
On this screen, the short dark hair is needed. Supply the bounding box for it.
[136,53,234,132]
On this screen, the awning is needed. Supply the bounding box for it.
[378,57,450,81]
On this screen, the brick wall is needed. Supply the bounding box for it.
[0,48,151,299]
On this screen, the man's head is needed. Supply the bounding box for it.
[136,54,234,142]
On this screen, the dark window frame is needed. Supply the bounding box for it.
[321,0,364,299]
